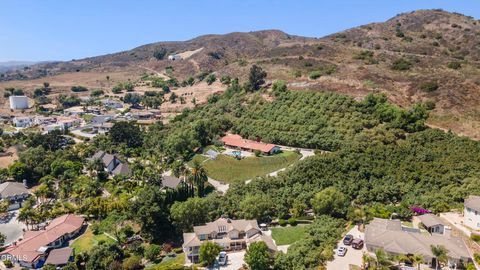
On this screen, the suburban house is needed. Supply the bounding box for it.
[162,176,183,190]
[464,195,480,230]
[33,116,56,126]
[220,134,280,155]
[168,54,182,61]
[91,151,131,177]
[101,98,124,109]
[365,218,470,269]
[415,213,446,234]
[182,217,277,263]
[0,181,30,211]
[0,214,85,269]
[12,116,34,128]
[92,122,114,134]
[63,106,85,116]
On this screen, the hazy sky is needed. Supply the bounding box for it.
[0,0,478,62]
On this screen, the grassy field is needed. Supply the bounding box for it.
[271,225,310,246]
[71,227,115,253]
[196,151,301,183]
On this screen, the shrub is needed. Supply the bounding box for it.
[153,48,167,60]
[474,253,480,265]
[278,219,287,226]
[206,74,216,85]
[424,100,436,110]
[254,150,261,157]
[3,259,13,268]
[309,71,322,80]
[71,86,88,92]
[471,234,480,243]
[288,217,297,226]
[447,61,461,69]
[145,244,162,261]
[420,81,439,92]
[122,256,142,270]
[391,58,412,71]
[90,89,104,97]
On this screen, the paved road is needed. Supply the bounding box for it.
[0,211,26,245]
[326,226,365,270]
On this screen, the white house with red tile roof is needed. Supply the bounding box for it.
[0,214,85,269]
[220,134,280,155]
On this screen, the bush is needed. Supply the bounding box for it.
[447,61,461,69]
[391,58,412,71]
[309,71,322,80]
[206,74,216,85]
[3,259,13,268]
[122,256,142,270]
[288,217,297,226]
[424,100,436,110]
[71,86,88,92]
[90,89,104,97]
[153,48,167,60]
[420,81,439,92]
[471,234,480,243]
[474,253,480,265]
[278,219,287,226]
[254,150,261,157]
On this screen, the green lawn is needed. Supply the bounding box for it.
[271,225,310,246]
[70,227,115,253]
[198,151,301,183]
[146,254,190,270]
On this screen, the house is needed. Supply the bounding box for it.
[56,117,81,129]
[9,96,29,109]
[12,116,34,128]
[43,247,74,267]
[162,176,183,189]
[93,122,114,134]
[91,151,131,177]
[464,195,480,230]
[0,214,85,269]
[33,116,56,126]
[63,106,85,116]
[0,181,30,211]
[182,217,276,263]
[131,111,154,120]
[415,214,445,234]
[101,99,123,109]
[220,134,280,155]
[365,218,470,269]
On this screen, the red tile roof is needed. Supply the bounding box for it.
[1,214,84,263]
[220,134,277,153]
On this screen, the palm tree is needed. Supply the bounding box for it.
[375,249,394,270]
[362,252,375,269]
[189,160,208,197]
[411,254,425,270]
[431,245,448,270]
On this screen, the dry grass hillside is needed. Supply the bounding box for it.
[1,9,480,138]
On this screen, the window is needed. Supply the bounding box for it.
[218,225,227,233]
[199,234,206,240]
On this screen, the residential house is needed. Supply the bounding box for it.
[43,247,74,267]
[101,99,124,109]
[12,116,34,128]
[416,213,446,234]
[220,134,280,155]
[56,117,81,129]
[464,195,480,230]
[93,122,114,134]
[63,106,85,116]
[182,217,276,263]
[365,218,470,269]
[162,176,183,189]
[0,181,30,211]
[0,214,85,269]
[33,116,56,126]
[168,54,182,61]
[91,151,131,177]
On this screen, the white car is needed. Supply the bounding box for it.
[337,246,347,257]
[218,251,228,266]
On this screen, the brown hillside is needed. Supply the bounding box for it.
[1,9,480,138]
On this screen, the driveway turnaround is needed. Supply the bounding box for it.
[206,250,246,270]
[0,211,26,245]
[326,225,365,270]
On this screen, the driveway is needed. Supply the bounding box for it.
[206,250,246,270]
[326,226,365,270]
[0,211,26,245]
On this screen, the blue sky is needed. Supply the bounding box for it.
[0,0,478,62]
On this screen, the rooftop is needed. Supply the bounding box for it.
[465,195,480,212]
[220,134,277,153]
[418,214,444,228]
[0,181,29,198]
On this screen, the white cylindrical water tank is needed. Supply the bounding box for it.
[9,95,29,109]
